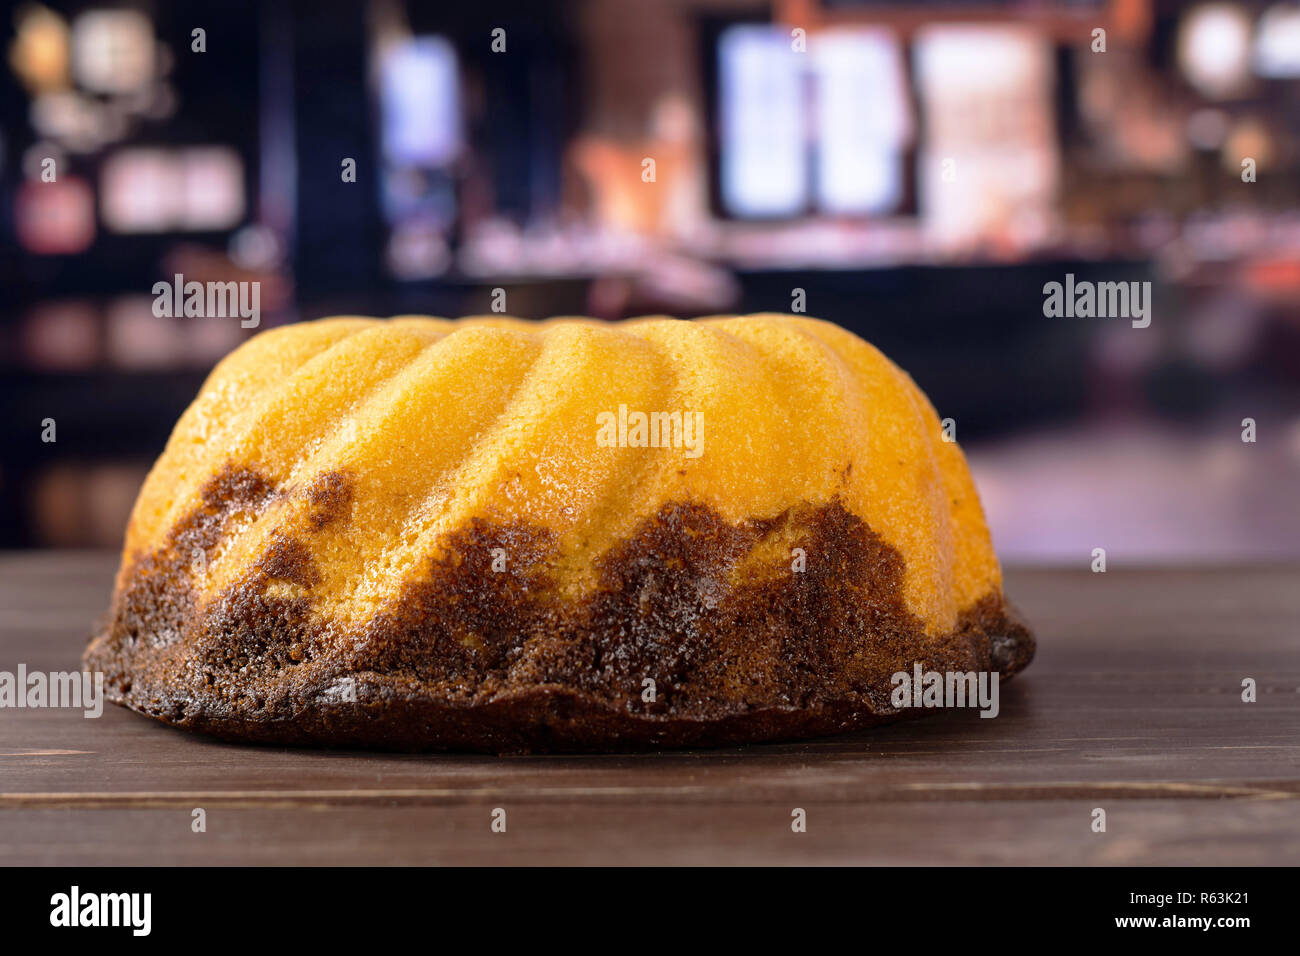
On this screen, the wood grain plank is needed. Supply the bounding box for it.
[4,799,1299,866]
[1,552,1297,864]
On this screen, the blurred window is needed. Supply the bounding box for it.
[718,25,910,219]
[1254,4,1300,78]
[718,25,807,217]
[912,25,1058,247]
[814,29,910,215]
[379,36,461,167]
[375,35,462,278]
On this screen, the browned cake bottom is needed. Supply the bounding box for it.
[84,466,1035,753]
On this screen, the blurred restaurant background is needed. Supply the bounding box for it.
[2,0,1299,561]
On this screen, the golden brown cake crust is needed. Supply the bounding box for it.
[84,464,1034,753]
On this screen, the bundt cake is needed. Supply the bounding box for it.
[85,314,1033,751]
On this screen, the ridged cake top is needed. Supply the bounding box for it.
[122,314,1001,634]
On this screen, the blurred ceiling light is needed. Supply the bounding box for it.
[100,147,171,231]
[15,176,95,254]
[71,8,154,94]
[718,25,806,218]
[1254,3,1300,76]
[101,147,244,232]
[9,4,69,93]
[30,91,106,151]
[1178,4,1253,98]
[180,147,245,230]
[379,36,461,166]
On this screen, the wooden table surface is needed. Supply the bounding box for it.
[1,552,1297,866]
